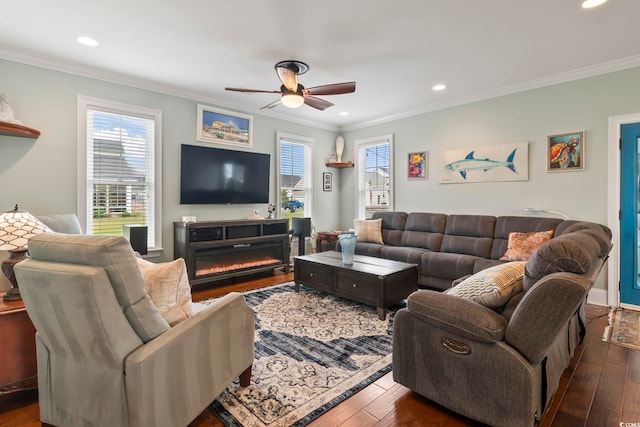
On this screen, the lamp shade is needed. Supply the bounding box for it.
[0,205,50,251]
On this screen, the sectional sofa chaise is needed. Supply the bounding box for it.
[351,211,611,427]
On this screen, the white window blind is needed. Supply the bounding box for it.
[277,132,314,220]
[356,135,394,219]
[79,97,161,250]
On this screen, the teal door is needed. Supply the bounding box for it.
[620,122,640,306]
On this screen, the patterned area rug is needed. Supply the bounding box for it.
[204,282,401,426]
[602,307,640,350]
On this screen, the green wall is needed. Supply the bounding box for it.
[341,67,640,228]
[0,59,340,291]
[2,58,639,293]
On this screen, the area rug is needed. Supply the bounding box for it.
[602,307,640,350]
[203,282,401,427]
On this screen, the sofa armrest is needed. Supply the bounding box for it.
[407,290,508,342]
[124,292,254,427]
[506,272,590,365]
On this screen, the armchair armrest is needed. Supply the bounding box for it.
[124,292,254,427]
[506,272,590,365]
[407,290,508,343]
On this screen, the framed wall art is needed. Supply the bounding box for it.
[408,151,427,179]
[439,142,528,184]
[196,104,253,147]
[323,172,332,192]
[547,131,584,171]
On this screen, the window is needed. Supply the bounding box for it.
[78,96,162,251]
[355,134,394,219]
[277,132,313,223]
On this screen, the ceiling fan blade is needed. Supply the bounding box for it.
[303,82,356,96]
[276,66,298,92]
[225,87,281,94]
[260,99,281,110]
[303,96,334,111]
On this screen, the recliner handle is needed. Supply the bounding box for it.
[441,337,471,355]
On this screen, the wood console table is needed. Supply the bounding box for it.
[0,293,37,395]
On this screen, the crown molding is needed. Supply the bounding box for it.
[2,46,638,135]
[341,55,640,132]
[0,46,338,132]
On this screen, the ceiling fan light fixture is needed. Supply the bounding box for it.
[281,93,304,108]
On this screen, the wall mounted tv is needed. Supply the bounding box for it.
[180,144,270,204]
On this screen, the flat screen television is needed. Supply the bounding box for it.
[180,144,270,204]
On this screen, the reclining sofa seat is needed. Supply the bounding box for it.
[360,212,612,427]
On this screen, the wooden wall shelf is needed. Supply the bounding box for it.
[0,122,41,139]
[326,161,354,168]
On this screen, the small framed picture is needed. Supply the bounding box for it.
[408,151,427,179]
[196,104,253,147]
[547,131,584,171]
[323,172,332,192]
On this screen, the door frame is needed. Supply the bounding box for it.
[607,112,640,309]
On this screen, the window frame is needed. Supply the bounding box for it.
[77,95,163,252]
[354,134,394,219]
[276,132,314,219]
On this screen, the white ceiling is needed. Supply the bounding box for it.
[2,0,639,130]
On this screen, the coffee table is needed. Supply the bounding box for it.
[294,251,418,320]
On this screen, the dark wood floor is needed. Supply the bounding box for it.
[1,269,638,426]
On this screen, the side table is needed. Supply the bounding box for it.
[316,231,342,253]
[0,293,37,395]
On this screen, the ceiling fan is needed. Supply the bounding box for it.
[225,60,356,111]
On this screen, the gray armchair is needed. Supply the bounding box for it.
[15,233,254,427]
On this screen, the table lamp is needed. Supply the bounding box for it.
[0,205,49,301]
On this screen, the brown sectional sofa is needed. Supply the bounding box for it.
[354,211,608,290]
[353,211,611,427]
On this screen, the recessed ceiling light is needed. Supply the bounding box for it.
[339,112,349,116]
[582,0,607,8]
[432,84,446,91]
[76,36,99,47]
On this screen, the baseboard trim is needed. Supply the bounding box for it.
[587,288,608,306]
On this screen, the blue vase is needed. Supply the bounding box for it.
[338,233,357,265]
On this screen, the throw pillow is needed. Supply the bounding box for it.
[136,257,193,326]
[353,218,384,244]
[445,261,526,309]
[500,230,554,261]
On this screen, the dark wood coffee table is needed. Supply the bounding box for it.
[294,251,418,320]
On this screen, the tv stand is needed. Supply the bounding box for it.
[173,218,290,287]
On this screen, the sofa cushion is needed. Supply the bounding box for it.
[36,213,83,234]
[371,211,407,246]
[27,233,170,342]
[354,218,384,244]
[445,261,526,309]
[440,215,495,258]
[499,230,554,261]
[137,257,193,326]
[354,242,383,257]
[491,216,563,259]
[400,212,447,251]
[420,251,483,289]
[523,231,601,291]
[379,245,428,264]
